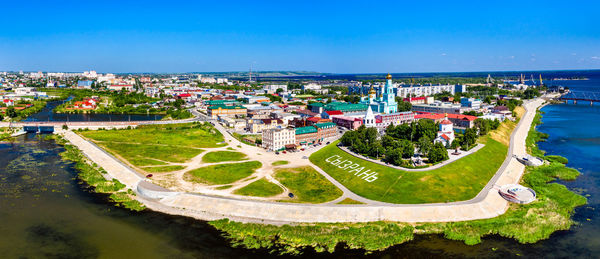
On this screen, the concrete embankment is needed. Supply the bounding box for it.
[61,98,544,224]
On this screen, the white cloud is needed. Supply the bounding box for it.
[591,56,600,60]
[441,53,447,56]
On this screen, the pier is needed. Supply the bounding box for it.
[557,91,600,105]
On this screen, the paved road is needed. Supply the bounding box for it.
[61,98,546,223]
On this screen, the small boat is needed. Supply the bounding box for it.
[498,184,536,204]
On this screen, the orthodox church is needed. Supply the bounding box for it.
[434,114,455,146]
[360,73,398,114]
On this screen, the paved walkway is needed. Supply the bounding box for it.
[61,98,546,223]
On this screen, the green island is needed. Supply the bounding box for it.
[208,108,586,254]
[184,161,262,185]
[202,151,247,163]
[274,166,342,203]
[233,178,284,197]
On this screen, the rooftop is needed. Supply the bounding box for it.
[295,126,318,135]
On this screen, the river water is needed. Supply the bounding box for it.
[1,74,599,258]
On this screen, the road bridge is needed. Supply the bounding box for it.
[558,91,600,105]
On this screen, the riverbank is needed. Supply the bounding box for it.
[51,135,146,211]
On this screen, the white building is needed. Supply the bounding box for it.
[262,127,295,151]
[83,70,98,78]
[263,84,287,93]
[200,77,217,84]
[434,115,455,147]
[216,78,228,84]
[363,106,376,128]
[302,83,321,91]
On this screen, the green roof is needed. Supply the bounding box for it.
[295,126,317,135]
[208,105,246,110]
[324,102,368,112]
[315,122,337,129]
[204,100,239,105]
[308,102,324,107]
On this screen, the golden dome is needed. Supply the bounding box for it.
[386,73,392,80]
[369,85,376,95]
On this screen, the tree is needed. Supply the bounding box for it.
[415,120,437,141]
[398,139,414,158]
[523,88,541,99]
[474,118,491,136]
[462,127,478,149]
[428,142,449,163]
[275,88,284,94]
[484,95,494,104]
[417,136,432,155]
[463,110,483,116]
[383,148,404,166]
[363,127,378,146]
[395,99,412,112]
[6,106,18,118]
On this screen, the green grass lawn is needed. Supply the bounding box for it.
[184,161,262,185]
[140,165,186,173]
[309,118,518,204]
[274,166,342,203]
[272,160,289,166]
[98,142,203,166]
[80,122,226,148]
[337,198,364,204]
[233,178,283,197]
[310,137,506,204]
[202,151,247,163]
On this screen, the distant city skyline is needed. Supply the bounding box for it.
[0,0,598,73]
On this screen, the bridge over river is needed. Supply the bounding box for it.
[557,91,600,105]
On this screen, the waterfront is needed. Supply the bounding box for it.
[0,75,599,258]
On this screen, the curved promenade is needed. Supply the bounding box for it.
[61,98,545,224]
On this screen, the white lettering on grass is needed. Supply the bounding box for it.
[324,155,379,182]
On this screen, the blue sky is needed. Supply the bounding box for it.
[0,0,598,73]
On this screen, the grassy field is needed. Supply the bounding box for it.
[98,142,203,166]
[184,161,262,185]
[233,178,283,197]
[140,165,186,173]
[309,120,517,204]
[202,151,247,163]
[274,166,342,203]
[79,123,221,169]
[272,160,289,166]
[80,122,226,148]
[337,198,364,204]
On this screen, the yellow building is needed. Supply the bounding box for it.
[207,105,247,118]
